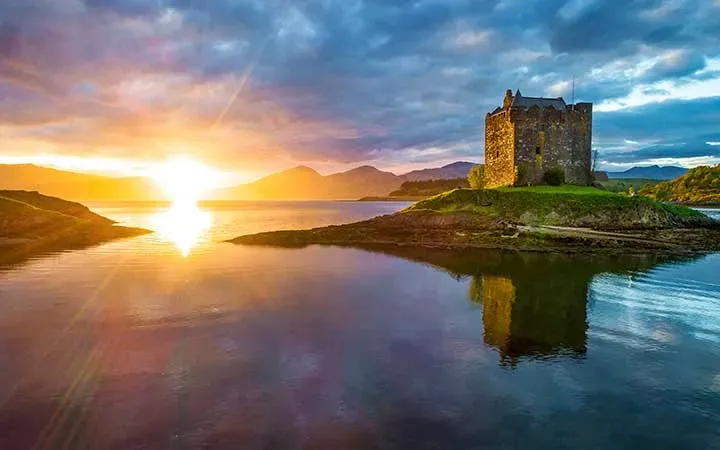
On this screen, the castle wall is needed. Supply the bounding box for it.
[566,103,593,185]
[510,104,592,185]
[511,106,568,184]
[485,112,515,188]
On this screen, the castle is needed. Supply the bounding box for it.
[485,89,593,187]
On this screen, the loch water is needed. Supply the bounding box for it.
[0,202,719,449]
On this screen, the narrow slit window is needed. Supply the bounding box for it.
[535,146,541,155]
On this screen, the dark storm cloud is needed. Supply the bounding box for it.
[1,0,720,168]
[549,0,710,53]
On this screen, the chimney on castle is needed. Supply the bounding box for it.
[503,89,513,109]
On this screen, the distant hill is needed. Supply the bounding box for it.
[403,161,477,181]
[217,165,403,199]
[0,164,160,201]
[639,164,720,205]
[606,165,687,180]
[389,178,469,197]
[217,162,479,200]
[326,165,402,195]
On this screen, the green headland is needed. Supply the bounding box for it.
[639,164,720,206]
[0,190,150,264]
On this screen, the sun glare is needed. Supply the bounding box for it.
[152,157,220,206]
[151,203,213,257]
[149,156,219,256]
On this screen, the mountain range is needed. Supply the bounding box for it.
[215,162,478,200]
[605,165,688,180]
[0,162,478,201]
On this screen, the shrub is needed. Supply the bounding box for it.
[467,165,486,189]
[515,163,530,186]
[543,166,565,186]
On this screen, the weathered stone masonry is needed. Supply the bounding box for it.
[485,89,592,187]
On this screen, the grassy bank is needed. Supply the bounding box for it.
[598,178,659,193]
[405,186,708,229]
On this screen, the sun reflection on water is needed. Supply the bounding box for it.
[150,201,213,257]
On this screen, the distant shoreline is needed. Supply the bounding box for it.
[357,196,427,202]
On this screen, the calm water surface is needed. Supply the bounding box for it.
[0,202,719,449]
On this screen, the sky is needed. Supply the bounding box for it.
[1,0,720,182]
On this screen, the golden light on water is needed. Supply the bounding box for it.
[149,157,219,256]
[150,202,213,257]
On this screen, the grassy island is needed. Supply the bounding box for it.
[1,190,150,264]
[406,186,709,228]
[230,186,720,255]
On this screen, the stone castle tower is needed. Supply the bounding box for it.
[485,89,593,187]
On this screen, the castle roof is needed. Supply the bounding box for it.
[510,90,567,110]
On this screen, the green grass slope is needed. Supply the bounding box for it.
[405,186,711,229]
[1,190,114,236]
[639,164,720,205]
[598,178,659,193]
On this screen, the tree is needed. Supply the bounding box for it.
[543,166,565,186]
[468,165,486,189]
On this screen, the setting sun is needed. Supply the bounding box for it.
[151,157,221,205]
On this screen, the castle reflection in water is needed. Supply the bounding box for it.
[368,246,688,366]
[472,272,588,365]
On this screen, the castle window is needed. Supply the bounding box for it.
[535,146,541,155]
[496,150,500,159]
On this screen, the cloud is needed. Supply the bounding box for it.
[596,76,720,112]
[0,0,719,177]
[641,49,706,81]
[446,29,493,51]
